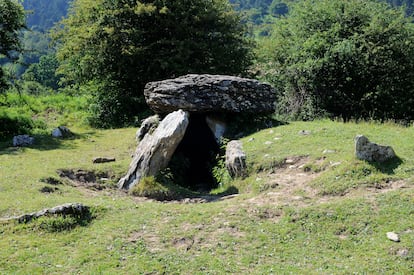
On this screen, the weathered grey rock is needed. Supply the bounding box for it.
[355,135,396,162]
[386,232,400,242]
[13,135,34,147]
[136,115,159,142]
[118,110,189,190]
[93,157,116,164]
[5,203,90,223]
[225,140,247,178]
[144,74,276,114]
[52,126,73,138]
[206,115,227,144]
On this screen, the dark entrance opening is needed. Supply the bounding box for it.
[171,113,220,191]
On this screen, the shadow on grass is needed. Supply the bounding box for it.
[224,114,288,139]
[0,131,98,154]
[369,156,403,175]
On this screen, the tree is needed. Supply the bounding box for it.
[260,0,414,121]
[54,0,254,127]
[0,0,25,92]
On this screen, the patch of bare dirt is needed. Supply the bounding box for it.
[248,156,322,208]
[246,156,413,210]
[56,169,117,196]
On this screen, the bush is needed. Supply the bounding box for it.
[0,112,34,139]
[260,0,414,121]
[55,0,254,127]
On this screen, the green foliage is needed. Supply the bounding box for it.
[22,0,71,32]
[230,0,289,25]
[259,0,414,121]
[54,0,254,127]
[0,0,25,91]
[0,110,36,138]
[23,54,62,90]
[0,91,89,140]
[130,176,177,201]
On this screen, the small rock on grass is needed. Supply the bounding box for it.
[93,157,116,164]
[386,232,400,242]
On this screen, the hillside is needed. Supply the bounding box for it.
[1,120,413,273]
[22,0,71,31]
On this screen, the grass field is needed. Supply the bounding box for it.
[0,119,413,274]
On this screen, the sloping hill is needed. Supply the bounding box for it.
[0,120,413,273]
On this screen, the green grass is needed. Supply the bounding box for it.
[1,119,413,273]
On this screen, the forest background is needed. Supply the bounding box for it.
[2,0,414,137]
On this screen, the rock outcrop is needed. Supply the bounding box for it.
[355,135,396,162]
[225,140,247,178]
[118,110,189,190]
[144,74,275,114]
[7,203,90,224]
[13,135,34,147]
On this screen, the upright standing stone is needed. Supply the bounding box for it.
[118,110,189,190]
[225,140,247,178]
[355,135,396,162]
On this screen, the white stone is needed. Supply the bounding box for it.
[51,126,72,138]
[386,232,400,242]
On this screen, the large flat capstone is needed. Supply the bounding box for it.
[144,74,276,114]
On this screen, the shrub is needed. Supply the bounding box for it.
[260,0,414,121]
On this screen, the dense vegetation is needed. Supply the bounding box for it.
[259,0,414,121]
[0,0,25,92]
[54,0,253,127]
[2,1,414,272]
[22,0,70,32]
[2,0,414,134]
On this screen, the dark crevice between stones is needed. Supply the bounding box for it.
[169,113,220,192]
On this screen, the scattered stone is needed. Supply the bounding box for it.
[13,135,34,147]
[39,186,59,193]
[330,162,342,167]
[355,135,396,162]
[298,130,311,136]
[51,126,73,138]
[93,157,116,164]
[269,130,274,134]
[7,203,90,223]
[136,115,159,142]
[386,232,400,242]
[264,141,272,145]
[273,137,281,140]
[225,140,247,178]
[248,137,255,142]
[323,149,336,154]
[285,159,295,164]
[118,110,189,190]
[397,248,409,257]
[40,177,63,185]
[144,74,276,114]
